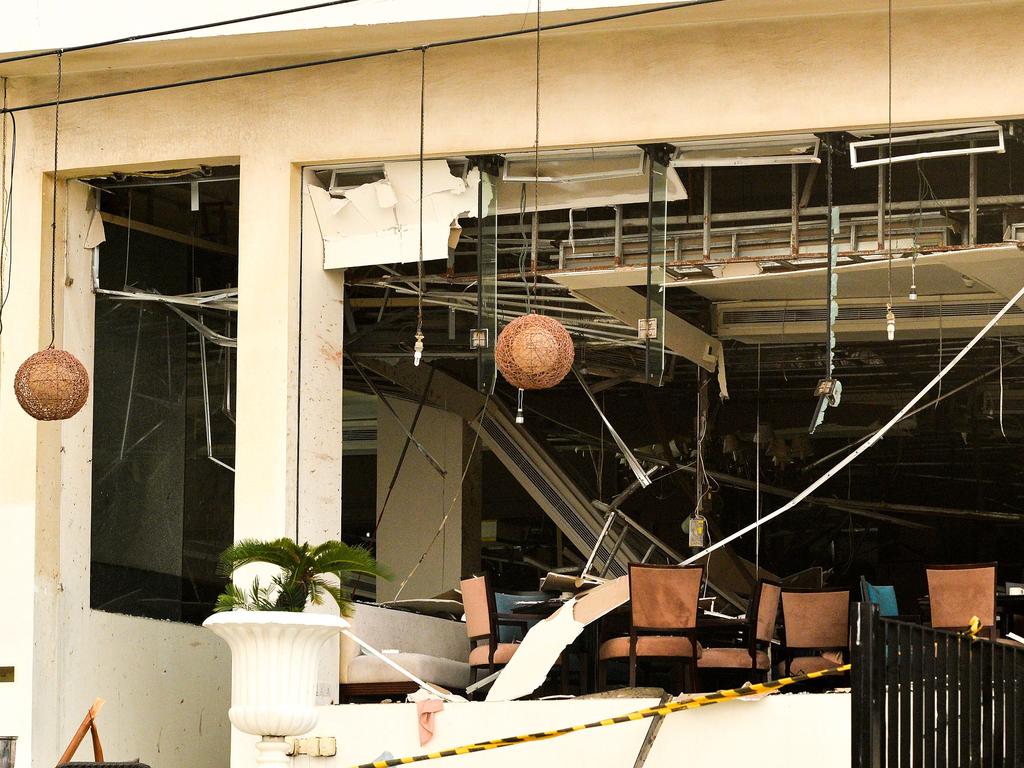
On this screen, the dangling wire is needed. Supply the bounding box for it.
[0,77,10,338]
[413,48,426,366]
[998,330,1006,439]
[755,343,762,575]
[530,0,541,305]
[884,0,894,339]
[48,51,63,349]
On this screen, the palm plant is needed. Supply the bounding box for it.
[214,538,388,615]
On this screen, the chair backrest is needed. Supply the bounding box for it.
[628,564,703,631]
[926,563,996,629]
[752,580,782,643]
[781,587,850,649]
[461,575,495,641]
[861,577,900,618]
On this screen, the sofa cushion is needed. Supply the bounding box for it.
[347,652,470,690]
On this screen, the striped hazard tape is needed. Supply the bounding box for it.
[351,663,852,768]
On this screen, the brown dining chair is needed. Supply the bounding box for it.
[926,562,998,641]
[598,563,704,692]
[699,579,781,681]
[780,586,850,677]
[461,574,530,685]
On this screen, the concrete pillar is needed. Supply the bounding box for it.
[297,180,345,699]
[375,399,481,601]
[233,153,302,545]
[0,107,47,765]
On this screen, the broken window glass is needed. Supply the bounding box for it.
[90,177,238,625]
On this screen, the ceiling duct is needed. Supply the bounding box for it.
[715,293,1024,343]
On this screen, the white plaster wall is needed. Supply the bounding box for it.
[234,693,851,768]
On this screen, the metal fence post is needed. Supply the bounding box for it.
[852,602,883,768]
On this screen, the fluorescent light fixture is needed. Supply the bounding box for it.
[503,147,646,183]
[671,134,821,167]
[849,125,1004,168]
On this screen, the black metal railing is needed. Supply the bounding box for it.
[851,602,1024,767]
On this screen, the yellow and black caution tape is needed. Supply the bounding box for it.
[352,663,852,768]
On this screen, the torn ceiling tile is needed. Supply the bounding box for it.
[84,206,107,249]
[311,159,487,270]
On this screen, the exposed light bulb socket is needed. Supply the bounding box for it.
[908,285,917,301]
[515,388,525,424]
[413,330,424,366]
[885,305,896,342]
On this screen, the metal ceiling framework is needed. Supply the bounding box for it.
[81,124,1024,595]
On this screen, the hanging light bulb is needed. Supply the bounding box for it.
[413,329,424,366]
[908,283,917,301]
[885,303,896,341]
[909,254,918,300]
[515,388,525,424]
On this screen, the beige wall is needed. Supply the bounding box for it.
[1,2,1022,764]
[19,181,232,768]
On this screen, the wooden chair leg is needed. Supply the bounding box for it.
[628,652,637,688]
[597,660,607,692]
[689,656,700,693]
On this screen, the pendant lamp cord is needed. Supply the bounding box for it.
[416,47,425,333]
[531,0,541,308]
[48,51,62,349]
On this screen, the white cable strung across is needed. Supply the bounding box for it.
[682,281,1024,567]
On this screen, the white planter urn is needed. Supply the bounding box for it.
[204,611,348,767]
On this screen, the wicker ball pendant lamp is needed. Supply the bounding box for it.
[12,53,90,422]
[495,313,574,391]
[14,348,90,420]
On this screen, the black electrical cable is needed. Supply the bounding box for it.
[47,52,62,348]
[0,106,14,337]
[0,0,721,115]
[0,0,367,66]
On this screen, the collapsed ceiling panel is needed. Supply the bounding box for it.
[678,249,1008,303]
[311,159,486,270]
[496,148,687,214]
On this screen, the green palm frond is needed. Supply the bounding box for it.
[214,577,279,612]
[315,577,354,617]
[214,537,387,613]
[313,542,391,580]
[217,538,305,576]
[213,582,250,612]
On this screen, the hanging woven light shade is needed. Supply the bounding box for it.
[495,314,574,390]
[14,348,90,421]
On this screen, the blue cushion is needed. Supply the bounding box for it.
[493,592,548,642]
[864,582,900,618]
